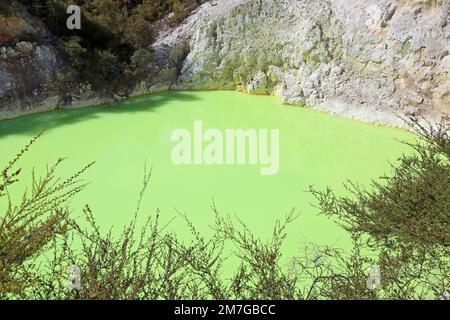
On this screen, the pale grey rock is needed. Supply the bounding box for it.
[0,70,13,97]
[33,45,58,82]
[1,0,449,125]
[15,41,33,54]
[150,0,449,128]
[0,2,106,120]
[6,47,17,58]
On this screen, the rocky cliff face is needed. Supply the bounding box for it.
[1,0,449,127]
[164,0,449,127]
[0,2,108,120]
[0,2,61,119]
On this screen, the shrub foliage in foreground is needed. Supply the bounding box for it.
[0,117,448,300]
[310,116,449,299]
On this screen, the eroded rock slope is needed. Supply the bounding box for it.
[1,0,449,126]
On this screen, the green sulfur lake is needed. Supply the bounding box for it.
[0,91,414,261]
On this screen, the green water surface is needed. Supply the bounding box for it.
[0,91,413,260]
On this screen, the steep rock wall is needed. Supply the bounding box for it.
[170,0,449,127]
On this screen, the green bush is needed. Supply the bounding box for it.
[310,116,449,299]
[1,116,448,300]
